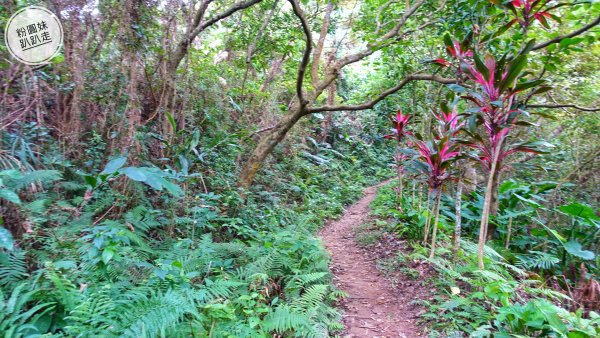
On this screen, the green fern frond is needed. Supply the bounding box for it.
[0,283,55,337]
[263,304,312,335]
[291,284,329,312]
[117,289,199,338]
[12,170,62,191]
[0,250,30,288]
[461,240,505,261]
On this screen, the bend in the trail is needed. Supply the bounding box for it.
[320,181,424,338]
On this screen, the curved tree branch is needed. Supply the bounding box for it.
[171,0,263,71]
[308,74,455,113]
[527,103,600,112]
[200,0,264,31]
[532,15,600,51]
[336,0,428,69]
[310,0,433,103]
[288,0,313,108]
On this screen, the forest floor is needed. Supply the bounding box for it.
[320,182,428,337]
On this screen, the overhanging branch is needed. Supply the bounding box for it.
[288,0,313,108]
[336,0,428,69]
[200,0,263,31]
[527,103,600,112]
[532,15,600,51]
[308,74,455,113]
[171,0,263,71]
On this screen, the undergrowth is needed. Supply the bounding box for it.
[0,127,392,337]
[367,181,600,338]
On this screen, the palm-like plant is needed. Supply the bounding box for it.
[384,111,412,209]
[412,107,461,258]
[434,105,467,259]
[443,37,551,268]
[500,0,559,31]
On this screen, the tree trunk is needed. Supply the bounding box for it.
[505,216,513,250]
[423,189,432,244]
[119,0,144,155]
[452,176,463,260]
[417,184,423,211]
[396,144,404,211]
[239,106,304,188]
[477,141,503,269]
[411,180,417,208]
[57,6,87,151]
[486,169,501,240]
[318,69,336,143]
[429,189,442,259]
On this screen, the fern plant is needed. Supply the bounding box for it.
[0,283,55,337]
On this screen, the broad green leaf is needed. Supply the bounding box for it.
[447,84,466,93]
[500,55,527,93]
[0,189,20,204]
[563,240,595,260]
[54,260,77,269]
[83,175,98,188]
[160,179,183,197]
[102,247,115,264]
[473,52,490,81]
[443,34,453,48]
[100,157,127,174]
[514,79,545,92]
[499,180,521,193]
[121,167,147,181]
[166,111,177,133]
[529,85,553,96]
[521,39,537,55]
[190,129,200,149]
[514,194,543,208]
[558,202,599,220]
[537,220,566,242]
[559,37,584,49]
[0,227,14,250]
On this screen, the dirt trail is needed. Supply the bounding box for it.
[320,182,423,337]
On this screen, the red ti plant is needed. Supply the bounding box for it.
[412,108,461,259]
[498,0,559,32]
[434,104,469,259]
[384,111,412,209]
[432,34,473,73]
[444,42,551,268]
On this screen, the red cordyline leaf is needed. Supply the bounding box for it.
[506,0,557,29]
[536,11,553,18]
[413,135,459,190]
[433,58,451,67]
[533,11,554,28]
[446,40,473,60]
[395,111,412,125]
[464,54,501,101]
[385,110,412,142]
[434,106,464,134]
[512,0,534,11]
[394,153,409,161]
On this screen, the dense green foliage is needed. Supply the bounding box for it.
[0,123,392,336]
[367,180,599,337]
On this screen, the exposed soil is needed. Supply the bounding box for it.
[320,182,429,337]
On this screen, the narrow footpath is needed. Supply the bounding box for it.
[320,182,424,337]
